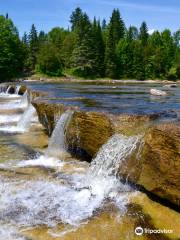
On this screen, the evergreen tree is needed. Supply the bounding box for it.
[71,12,96,77]
[38,31,47,46]
[70,7,83,31]
[61,32,76,68]
[37,42,63,76]
[102,19,107,30]
[1,7,179,80]
[127,26,139,41]
[29,24,39,70]
[139,21,149,46]
[48,27,68,49]
[0,15,25,80]
[105,9,125,78]
[22,32,28,46]
[92,19,105,76]
[70,13,104,77]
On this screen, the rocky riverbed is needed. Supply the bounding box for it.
[0,81,179,240]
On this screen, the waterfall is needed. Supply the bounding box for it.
[88,134,140,178]
[5,86,11,94]
[46,110,74,158]
[15,85,21,95]
[17,104,36,131]
[19,90,28,108]
[0,85,7,94]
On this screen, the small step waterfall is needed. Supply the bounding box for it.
[17,104,36,131]
[46,110,74,158]
[89,134,140,178]
[19,90,28,108]
[5,86,11,94]
[15,85,21,95]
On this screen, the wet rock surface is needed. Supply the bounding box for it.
[0,82,180,239]
[120,123,180,207]
[32,97,180,207]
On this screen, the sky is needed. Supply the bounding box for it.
[0,0,180,36]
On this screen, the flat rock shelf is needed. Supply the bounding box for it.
[0,81,179,240]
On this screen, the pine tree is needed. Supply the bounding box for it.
[102,19,107,30]
[0,15,25,80]
[38,31,47,46]
[139,21,149,46]
[70,7,83,31]
[127,26,138,41]
[22,32,28,46]
[29,24,39,70]
[71,12,96,77]
[105,9,125,78]
[92,19,105,77]
[110,9,125,44]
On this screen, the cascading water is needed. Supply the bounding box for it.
[0,89,28,110]
[0,88,141,232]
[1,133,140,229]
[18,110,74,168]
[16,104,36,131]
[19,90,28,108]
[15,86,21,95]
[88,134,140,178]
[5,86,11,94]
[46,110,74,158]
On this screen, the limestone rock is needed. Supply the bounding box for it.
[150,89,167,96]
[120,123,180,206]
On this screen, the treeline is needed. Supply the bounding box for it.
[0,8,180,81]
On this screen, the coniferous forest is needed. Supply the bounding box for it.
[0,8,180,81]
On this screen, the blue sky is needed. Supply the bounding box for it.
[0,0,179,35]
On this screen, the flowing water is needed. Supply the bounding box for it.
[46,110,74,158]
[0,83,179,240]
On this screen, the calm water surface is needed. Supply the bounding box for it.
[26,82,180,119]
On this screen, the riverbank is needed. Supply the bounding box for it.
[13,74,180,84]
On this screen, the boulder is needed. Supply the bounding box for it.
[32,101,72,135]
[32,100,158,159]
[119,123,180,206]
[163,84,177,88]
[150,89,167,96]
[66,111,114,159]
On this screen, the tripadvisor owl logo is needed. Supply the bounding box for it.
[135,226,173,235]
[135,226,144,236]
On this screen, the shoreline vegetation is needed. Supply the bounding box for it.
[10,74,180,84]
[0,8,180,82]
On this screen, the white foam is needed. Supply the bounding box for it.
[0,224,25,240]
[89,134,140,178]
[0,126,26,133]
[0,133,139,231]
[0,105,36,133]
[0,115,21,124]
[0,175,131,227]
[17,105,36,131]
[0,93,20,98]
[18,155,64,169]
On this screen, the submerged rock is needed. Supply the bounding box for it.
[150,88,167,96]
[164,84,177,88]
[120,123,180,206]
